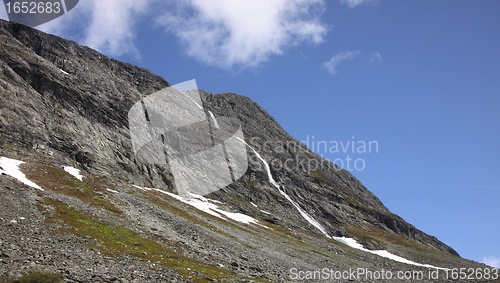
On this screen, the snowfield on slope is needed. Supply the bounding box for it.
[64,166,84,181]
[246,146,447,270]
[1,154,446,270]
[133,185,261,225]
[0,157,42,190]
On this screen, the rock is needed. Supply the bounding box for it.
[0,18,478,283]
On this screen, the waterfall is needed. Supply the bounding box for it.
[239,139,331,237]
[208,111,220,129]
[241,141,445,269]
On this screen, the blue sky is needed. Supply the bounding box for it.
[1,0,499,268]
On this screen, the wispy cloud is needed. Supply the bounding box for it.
[37,0,153,58]
[322,50,360,74]
[156,0,328,69]
[369,51,383,64]
[367,51,383,68]
[3,0,328,68]
[80,0,151,57]
[339,0,377,8]
[483,256,500,268]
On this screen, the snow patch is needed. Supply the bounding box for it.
[131,142,446,270]
[60,69,69,75]
[169,190,258,224]
[247,146,331,237]
[132,185,152,191]
[208,111,220,129]
[332,236,446,269]
[245,145,446,270]
[136,186,261,226]
[0,157,43,190]
[106,189,119,193]
[64,166,83,181]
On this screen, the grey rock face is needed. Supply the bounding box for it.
[0,18,455,253]
[0,19,481,282]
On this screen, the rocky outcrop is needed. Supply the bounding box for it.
[0,18,457,255]
[0,19,477,282]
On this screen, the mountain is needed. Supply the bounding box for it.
[0,20,495,282]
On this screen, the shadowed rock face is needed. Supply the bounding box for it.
[0,19,471,282]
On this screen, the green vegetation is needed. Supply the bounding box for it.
[1,269,62,283]
[21,163,121,214]
[346,226,386,249]
[346,225,463,266]
[142,191,234,238]
[40,198,269,282]
[245,180,258,190]
[309,170,330,182]
[143,191,258,249]
[138,188,355,267]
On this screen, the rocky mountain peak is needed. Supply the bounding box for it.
[0,19,487,282]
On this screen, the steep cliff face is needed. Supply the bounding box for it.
[0,20,484,282]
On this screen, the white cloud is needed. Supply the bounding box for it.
[3,0,327,68]
[483,256,500,268]
[80,0,150,57]
[369,51,383,64]
[156,0,328,68]
[37,0,153,58]
[322,50,360,74]
[367,51,383,68]
[339,0,377,8]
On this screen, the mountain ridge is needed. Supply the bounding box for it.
[0,19,493,282]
